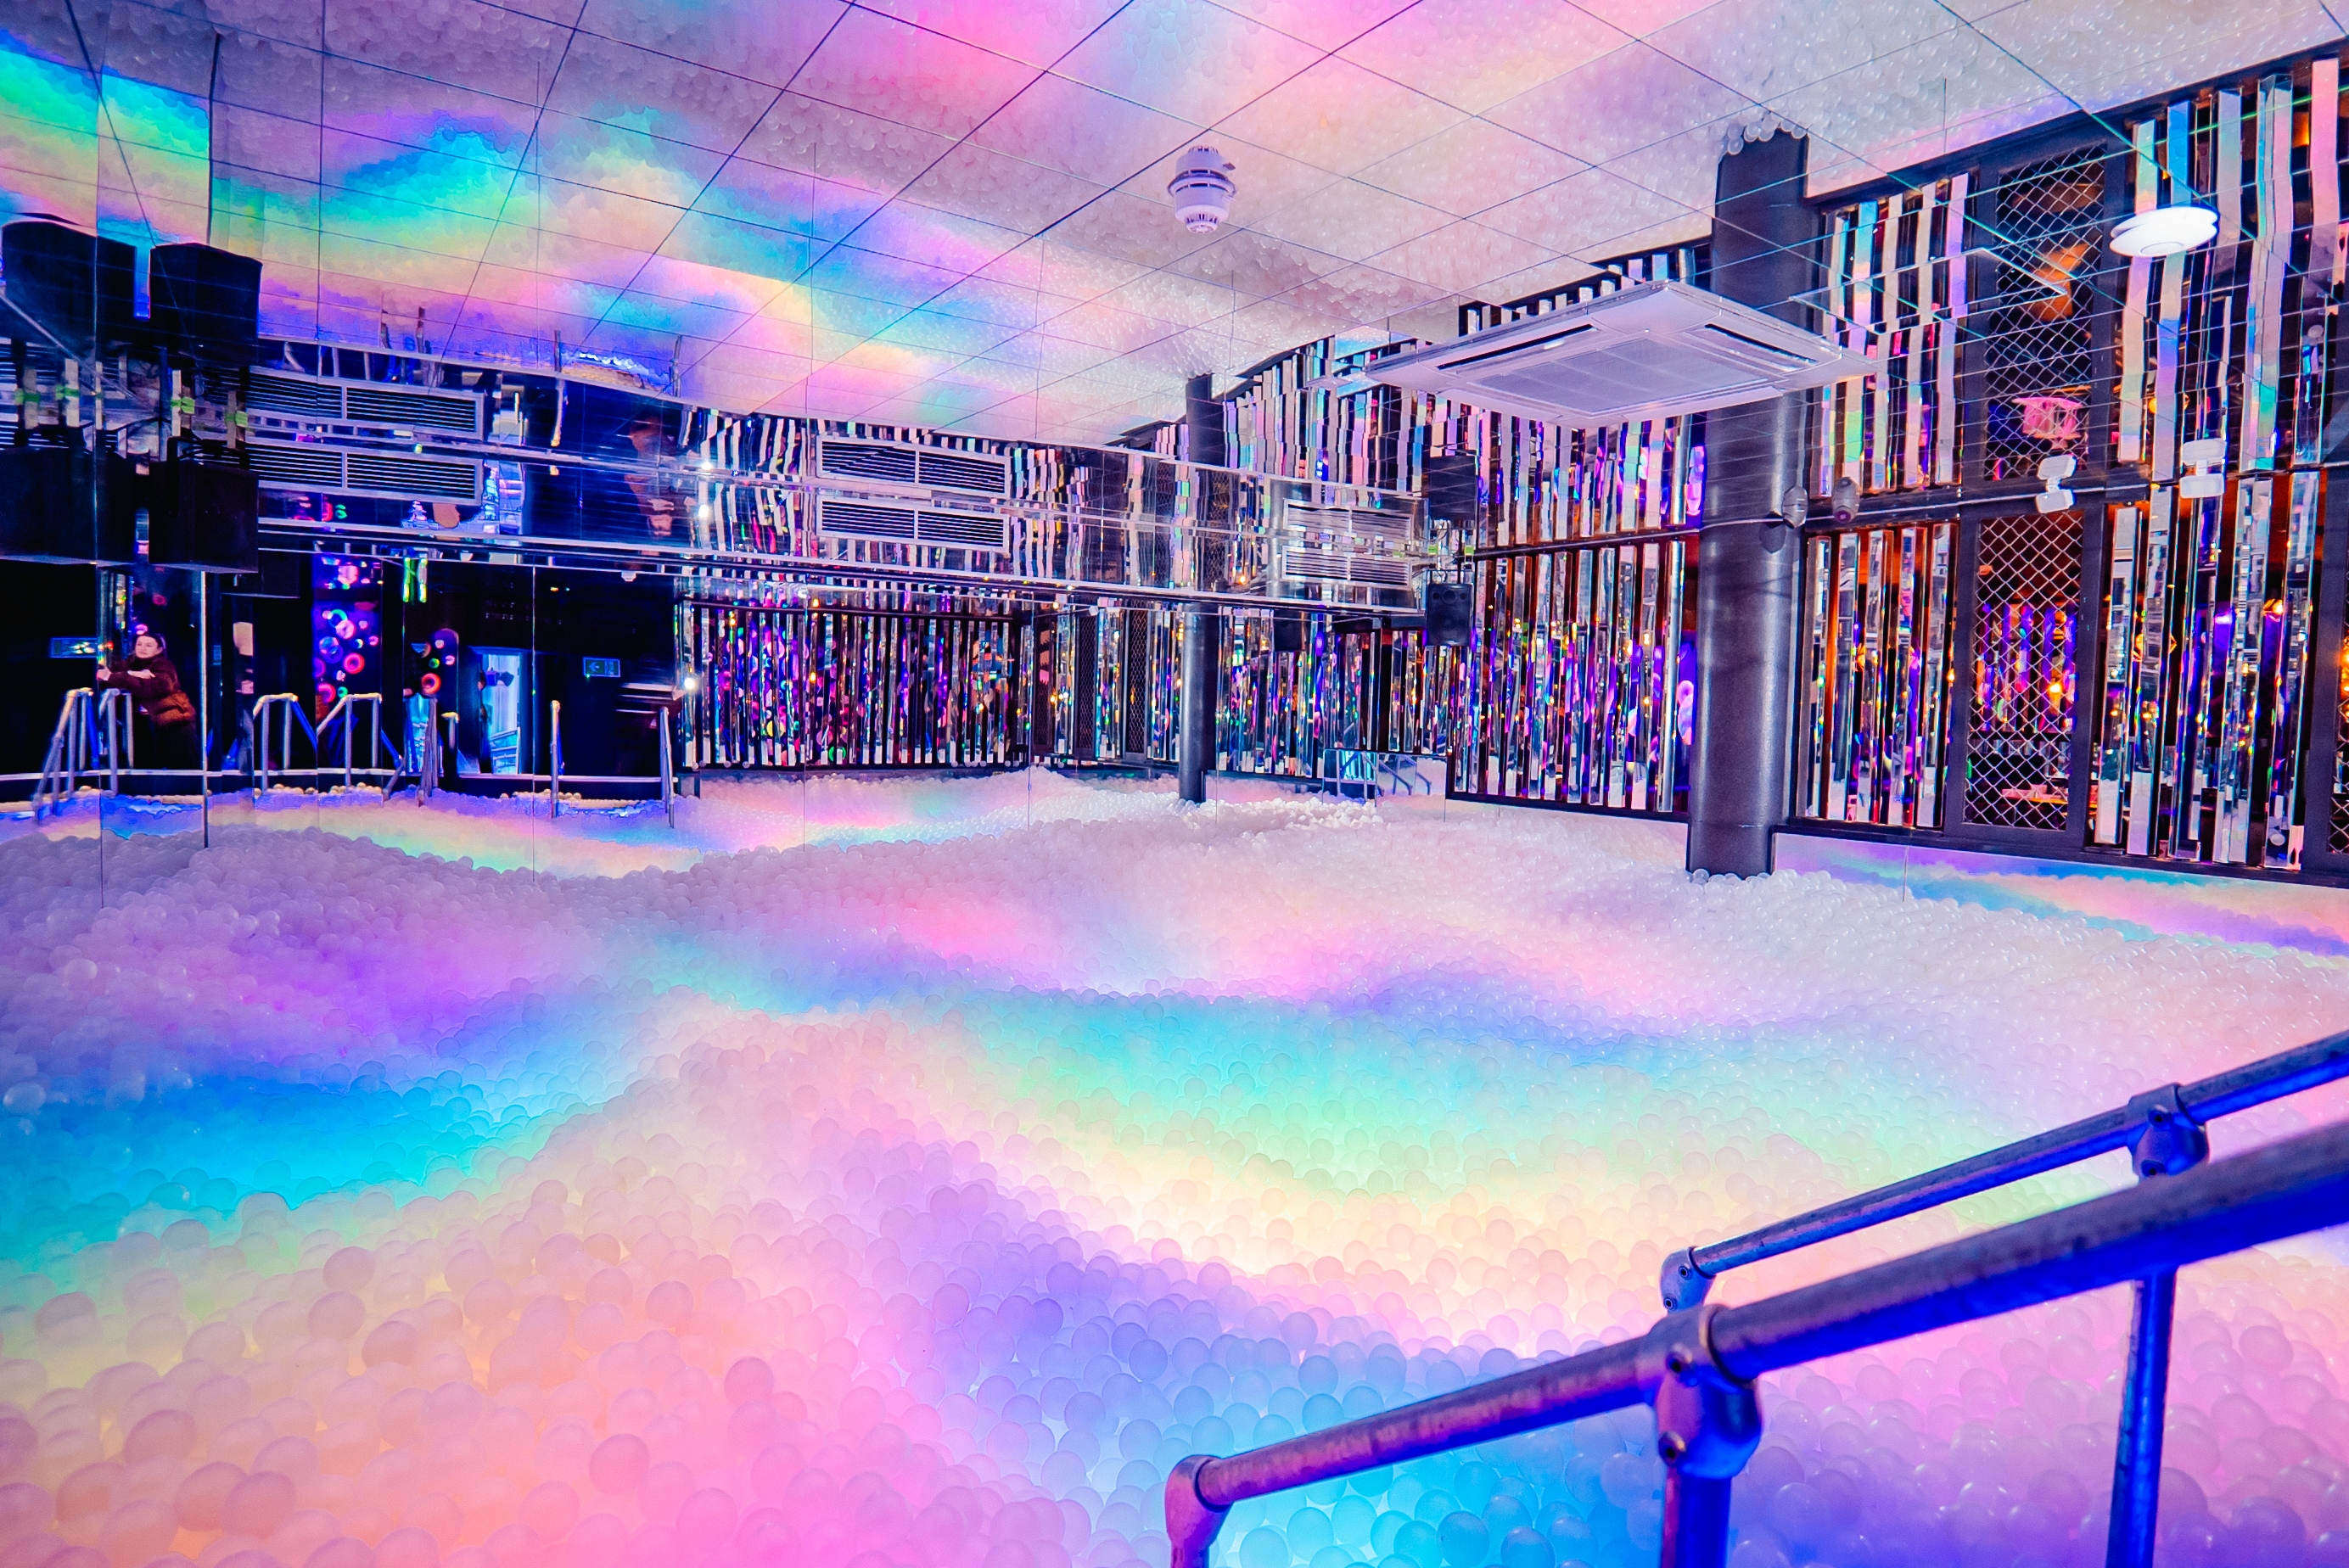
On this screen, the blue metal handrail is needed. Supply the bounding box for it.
[1166,1114,2349,1568]
[1651,1026,2349,1565]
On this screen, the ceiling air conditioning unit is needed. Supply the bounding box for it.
[1364,281,1875,428]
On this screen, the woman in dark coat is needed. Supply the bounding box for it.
[95,630,199,770]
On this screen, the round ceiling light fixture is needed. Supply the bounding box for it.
[1169,145,1236,233]
[2111,204,2218,258]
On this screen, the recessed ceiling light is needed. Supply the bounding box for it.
[2112,205,2218,258]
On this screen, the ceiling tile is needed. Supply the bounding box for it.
[535,111,729,207]
[1051,186,1220,270]
[320,0,570,104]
[968,75,1200,184]
[1968,0,2340,113]
[901,143,1106,234]
[1355,118,1586,218]
[926,274,1066,328]
[315,59,535,164]
[1214,57,1466,177]
[1478,163,1706,259]
[1312,261,1462,319]
[650,215,810,291]
[793,8,1040,138]
[1251,178,1451,263]
[847,198,1030,275]
[974,237,1153,303]
[1765,26,2055,191]
[1342,0,1633,115]
[530,173,691,252]
[726,307,817,358]
[1483,42,1749,167]
[1639,0,1956,105]
[855,0,1130,69]
[1213,0,1420,52]
[736,92,956,198]
[320,126,514,222]
[804,244,972,309]
[1163,227,1348,298]
[1055,0,1327,126]
[578,0,847,88]
[1360,219,1552,294]
[1561,0,1723,36]
[693,157,886,245]
[546,33,779,153]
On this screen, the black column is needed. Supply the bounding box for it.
[1686,129,1813,876]
[1186,374,1226,468]
[1180,604,1215,802]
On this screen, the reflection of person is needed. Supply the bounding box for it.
[619,413,680,540]
[95,630,199,770]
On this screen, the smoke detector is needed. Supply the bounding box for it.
[1169,146,1236,233]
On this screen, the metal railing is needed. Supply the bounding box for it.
[252,693,316,793]
[1165,1034,2349,1568]
[547,699,563,817]
[32,687,132,820]
[658,707,676,827]
[1656,1028,2349,1565]
[315,692,406,799]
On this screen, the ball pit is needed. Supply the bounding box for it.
[1,772,2347,1568]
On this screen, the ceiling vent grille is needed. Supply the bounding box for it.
[1365,280,1875,428]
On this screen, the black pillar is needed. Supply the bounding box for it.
[1180,604,1215,802]
[1686,129,1813,876]
[1186,374,1226,468]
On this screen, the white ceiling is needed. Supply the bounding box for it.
[6,0,2341,440]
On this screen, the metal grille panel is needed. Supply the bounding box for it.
[1977,149,2106,481]
[1963,511,2082,830]
[1797,520,1959,827]
[685,603,1023,769]
[1452,540,1693,812]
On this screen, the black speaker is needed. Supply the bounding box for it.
[148,244,261,359]
[1272,608,1304,654]
[1424,449,1480,525]
[149,459,259,572]
[0,221,136,352]
[1424,581,1472,647]
[0,446,140,563]
[217,547,306,599]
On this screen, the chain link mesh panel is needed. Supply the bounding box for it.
[1964,511,2082,830]
[1977,149,2107,481]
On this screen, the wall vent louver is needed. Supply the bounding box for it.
[345,451,479,501]
[818,442,918,486]
[820,500,919,540]
[817,440,1010,496]
[242,440,481,502]
[240,367,483,435]
[1365,280,1875,428]
[819,499,1010,552]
